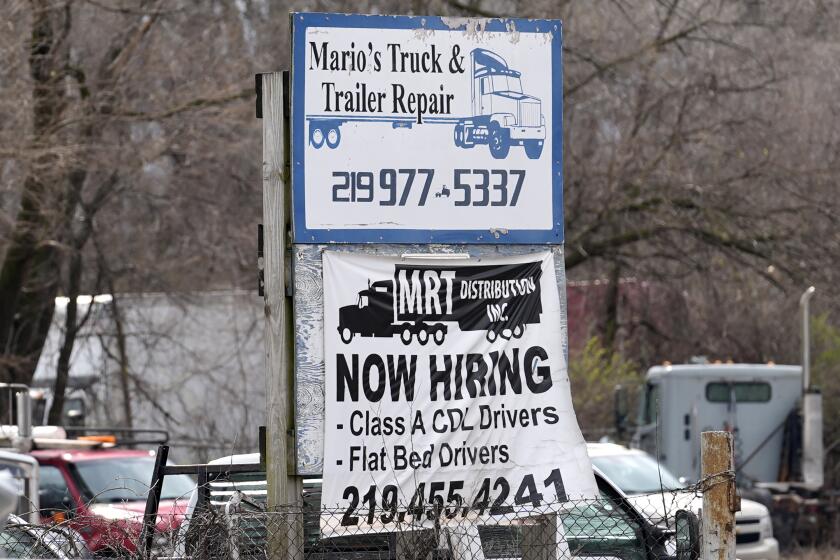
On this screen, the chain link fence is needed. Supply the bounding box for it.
[0,483,714,559]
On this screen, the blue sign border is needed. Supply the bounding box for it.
[291,12,563,244]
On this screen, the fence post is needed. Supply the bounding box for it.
[522,513,570,560]
[140,445,168,560]
[701,431,737,560]
[260,70,302,560]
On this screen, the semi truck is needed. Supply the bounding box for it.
[337,261,543,345]
[453,48,546,160]
[616,288,833,545]
[307,48,546,160]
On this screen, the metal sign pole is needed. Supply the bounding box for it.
[259,70,302,559]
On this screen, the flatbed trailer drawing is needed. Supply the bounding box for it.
[337,261,543,345]
[307,49,546,160]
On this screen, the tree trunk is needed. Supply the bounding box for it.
[602,265,621,350]
[48,248,84,425]
[0,1,69,391]
[111,296,133,428]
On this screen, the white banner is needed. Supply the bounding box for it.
[322,251,597,532]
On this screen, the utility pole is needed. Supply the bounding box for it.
[259,70,302,559]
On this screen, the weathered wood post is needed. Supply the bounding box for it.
[700,431,737,560]
[521,514,570,560]
[260,70,303,559]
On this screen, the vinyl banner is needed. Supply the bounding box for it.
[322,251,597,532]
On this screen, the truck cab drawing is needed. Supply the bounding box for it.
[337,263,543,345]
[454,48,546,159]
[338,278,449,346]
[338,280,436,345]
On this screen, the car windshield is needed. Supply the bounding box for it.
[72,457,194,503]
[591,453,683,495]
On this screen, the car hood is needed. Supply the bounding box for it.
[738,498,770,520]
[625,493,767,526]
[89,499,188,530]
[625,492,699,526]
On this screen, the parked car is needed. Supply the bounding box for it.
[0,513,91,558]
[587,443,779,560]
[31,448,194,555]
[0,451,40,524]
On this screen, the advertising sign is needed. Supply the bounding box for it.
[291,13,563,243]
[321,251,596,532]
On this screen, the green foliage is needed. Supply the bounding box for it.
[810,314,840,488]
[569,337,641,441]
[812,314,840,386]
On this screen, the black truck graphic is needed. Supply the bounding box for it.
[337,261,543,345]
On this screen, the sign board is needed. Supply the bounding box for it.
[291,13,563,244]
[321,251,596,531]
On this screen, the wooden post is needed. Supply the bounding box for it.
[260,71,303,559]
[521,514,570,560]
[701,431,737,560]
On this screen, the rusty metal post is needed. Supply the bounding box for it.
[701,431,738,560]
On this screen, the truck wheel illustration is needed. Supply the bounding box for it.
[400,325,413,345]
[512,324,525,338]
[432,324,446,345]
[486,328,499,343]
[524,140,543,160]
[326,127,341,149]
[417,327,430,346]
[339,327,354,344]
[488,122,510,159]
[310,126,325,149]
[454,124,465,148]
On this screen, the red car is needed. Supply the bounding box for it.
[31,448,194,555]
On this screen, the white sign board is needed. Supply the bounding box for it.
[291,14,563,244]
[321,251,596,532]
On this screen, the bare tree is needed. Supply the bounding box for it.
[0,0,255,414]
[3,0,840,443]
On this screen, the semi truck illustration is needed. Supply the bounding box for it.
[337,262,543,345]
[453,48,545,160]
[307,49,546,160]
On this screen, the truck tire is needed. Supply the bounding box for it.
[486,329,498,343]
[339,327,354,344]
[326,127,341,149]
[310,126,325,149]
[524,140,543,159]
[512,324,524,338]
[454,125,464,148]
[488,123,510,159]
[400,326,413,345]
[432,325,445,345]
[417,328,429,345]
